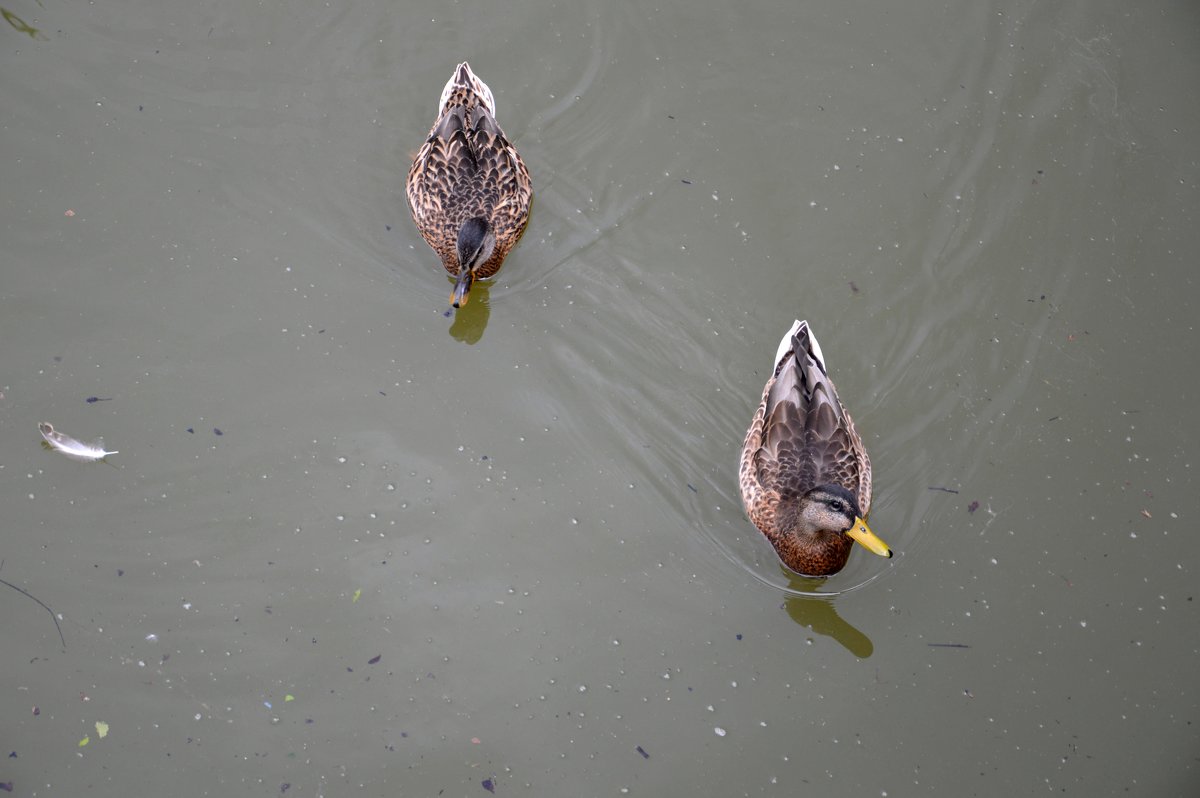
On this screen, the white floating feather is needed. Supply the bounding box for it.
[39,422,118,462]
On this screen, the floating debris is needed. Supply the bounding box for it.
[0,576,66,648]
[481,778,495,793]
[38,422,118,462]
[368,654,382,665]
[95,721,109,739]
[1,7,47,40]
[636,745,649,759]
[968,501,979,514]
[85,396,112,404]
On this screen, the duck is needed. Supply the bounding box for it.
[739,320,893,576]
[405,62,533,308]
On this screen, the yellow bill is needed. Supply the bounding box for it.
[847,517,893,559]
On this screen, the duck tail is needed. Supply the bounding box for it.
[438,61,497,116]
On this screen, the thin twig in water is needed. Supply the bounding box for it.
[0,575,66,649]
[927,486,960,494]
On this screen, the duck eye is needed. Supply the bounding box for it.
[828,499,845,513]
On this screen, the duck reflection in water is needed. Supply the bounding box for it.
[446,280,491,344]
[784,592,874,659]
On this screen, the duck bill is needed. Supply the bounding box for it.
[847,517,892,559]
[450,270,474,308]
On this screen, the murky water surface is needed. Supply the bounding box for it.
[2,0,1198,795]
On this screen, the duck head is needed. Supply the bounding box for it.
[451,216,496,308]
[777,484,892,576]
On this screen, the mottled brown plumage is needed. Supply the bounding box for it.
[739,320,892,576]
[406,62,532,308]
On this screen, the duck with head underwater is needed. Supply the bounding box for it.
[406,62,533,308]
[739,320,894,576]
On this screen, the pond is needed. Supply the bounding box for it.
[2,0,1197,794]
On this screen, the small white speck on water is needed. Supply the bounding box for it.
[714,727,726,737]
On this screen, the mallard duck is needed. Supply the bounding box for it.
[739,320,893,576]
[405,62,533,308]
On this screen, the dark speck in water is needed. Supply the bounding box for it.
[186,428,194,434]
[213,428,223,436]
[443,308,453,318]
[86,396,112,403]
[368,654,382,665]
[481,778,495,794]
[636,745,649,759]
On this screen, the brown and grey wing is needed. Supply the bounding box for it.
[406,108,482,264]
[468,109,532,244]
[806,383,872,514]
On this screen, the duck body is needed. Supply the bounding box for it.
[405,62,532,308]
[739,320,892,576]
